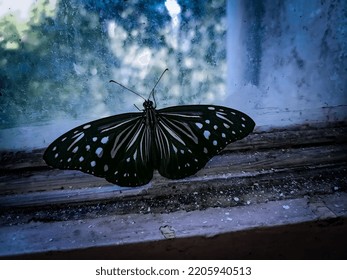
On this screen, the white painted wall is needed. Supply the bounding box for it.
[227,0,347,130]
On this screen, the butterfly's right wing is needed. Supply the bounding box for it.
[155,105,255,179]
[43,112,154,187]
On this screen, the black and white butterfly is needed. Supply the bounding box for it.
[44,69,255,187]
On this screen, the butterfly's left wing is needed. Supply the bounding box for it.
[155,105,255,179]
[43,112,154,187]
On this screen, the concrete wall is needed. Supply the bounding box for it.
[227,0,347,129]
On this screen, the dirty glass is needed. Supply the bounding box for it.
[0,0,226,150]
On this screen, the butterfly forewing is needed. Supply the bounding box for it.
[43,112,154,186]
[155,105,255,179]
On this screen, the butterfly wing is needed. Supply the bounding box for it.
[43,112,154,187]
[155,105,255,179]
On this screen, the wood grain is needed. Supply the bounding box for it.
[0,123,346,214]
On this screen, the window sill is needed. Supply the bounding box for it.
[0,122,346,259]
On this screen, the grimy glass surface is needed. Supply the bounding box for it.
[0,0,226,149]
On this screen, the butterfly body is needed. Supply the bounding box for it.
[44,100,255,187]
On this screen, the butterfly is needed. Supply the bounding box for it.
[43,69,255,187]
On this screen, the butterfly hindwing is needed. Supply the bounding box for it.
[43,112,154,186]
[155,105,255,179]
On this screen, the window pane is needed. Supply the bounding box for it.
[0,0,226,150]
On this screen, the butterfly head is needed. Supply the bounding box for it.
[143,100,155,109]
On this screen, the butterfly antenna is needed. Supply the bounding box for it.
[148,68,169,102]
[109,80,146,101]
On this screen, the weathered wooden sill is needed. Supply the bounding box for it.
[0,122,346,259]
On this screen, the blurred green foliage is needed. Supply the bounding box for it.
[0,0,226,128]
